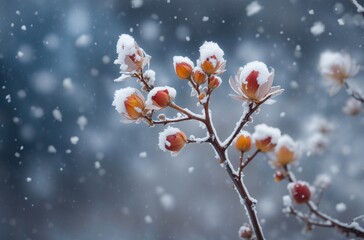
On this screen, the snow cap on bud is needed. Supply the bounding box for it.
[275,135,299,166]
[112,87,146,123]
[114,34,150,73]
[229,61,283,104]
[319,51,360,95]
[288,181,312,204]
[235,131,252,152]
[238,224,253,239]
[198,41,226,75]
[208,75,222,90]
[253,124,281,152]
[274,171,285,182]
[158,126,187,156]
[192,67,207,85]
[173,56,194,79]
[146,86,176,110]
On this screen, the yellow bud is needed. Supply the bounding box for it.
[124,93,146,120]
[192,67,207,85]
[174,58,194,79]
[235,133,252,152]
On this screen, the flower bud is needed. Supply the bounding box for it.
[319,51,360,95]
[146,86,177,110]
[115,34,151,74]
[238,224,253,239]
[342,98,362,116]
[198,93,206,101]
[275,135,299,166]
[208,75,222,90]
[152,90,170,108]
[112,87,146,123]
[235,132,252,152]
[288,181,311,204]
[229,61,283,104]
[274,171,285,182]
[252,124,281,152]
[158,127,187,156]
[198,41,226,75]
[192,67,207,85]
[173,56,194,79]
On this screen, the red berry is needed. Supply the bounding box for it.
[289,181,311,204]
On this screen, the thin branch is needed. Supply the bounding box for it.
[238,151,244,180]
[344,82,364,103]
[188,77,201,96]
[134,70,153,92]
[149,116,191,125]
[349,0,364,15]
[283,166,364,238]
[200,75,265,239]
[224,159,265,240]
[168,102,205,122]
[241,149,261,171]
[287,206,332,228]
[223,95,272,149]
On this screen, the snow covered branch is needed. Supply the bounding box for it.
[282,166,364,238]
[111,34,363,240]
[350,0,364,14]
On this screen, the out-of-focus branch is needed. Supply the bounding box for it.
[344,82,364,103]
[283,166,364,238]
[349,0,364,16]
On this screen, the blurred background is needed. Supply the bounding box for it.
[1,0,364,239]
